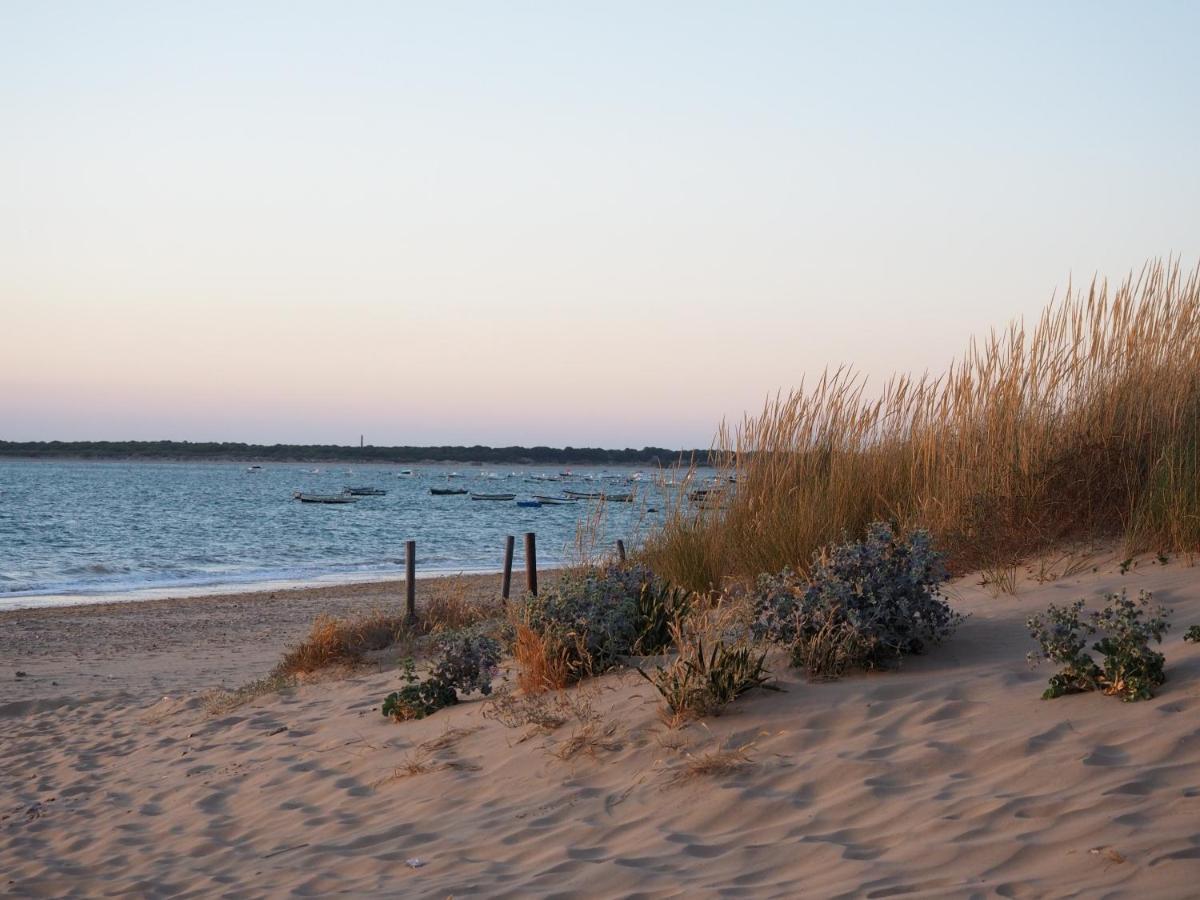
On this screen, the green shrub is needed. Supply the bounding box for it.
[1184,625,1200,643]
[1027,590,1171,702]
[382,632,501,721]
[382,659,459,721]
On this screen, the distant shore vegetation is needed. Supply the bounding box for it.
[0,441,715,467]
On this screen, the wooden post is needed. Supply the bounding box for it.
[501,535,515,601]
[405,539,416,621]
[524,531,538,596]
[616,539,626,562]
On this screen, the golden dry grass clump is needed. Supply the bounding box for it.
[508,603,576,694]
[644,259,1200,588]
[274,611,410,676]
[275,577,504,677]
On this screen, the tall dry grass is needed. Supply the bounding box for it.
[643,259,1200,588]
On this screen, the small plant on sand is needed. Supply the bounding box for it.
[1027,590,1171,701]
[381,632,501,721]
[788,606,878,681]
[1185,625,1200,643]
[752,523,957,678]
[640,630,774,721]
[382,659,458,721]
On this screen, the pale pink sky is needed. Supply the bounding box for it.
[3,3,1197,447]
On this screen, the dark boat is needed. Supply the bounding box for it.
[430,488,468,496]
[470,492,516,501]
[293,491,357,504]
[563,489,634,502]
[516,500,542,508]
[533,495,575,505]
[345,486,387,496]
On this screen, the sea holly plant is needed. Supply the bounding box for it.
[751,523,960,677]
[1026,590,1171,702]
[381,632,501,722]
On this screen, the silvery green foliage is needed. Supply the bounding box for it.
[1029,590,1171,702]
[523,564,655,671]
[432,631,502,697]
[751,567,807,645]
[752,523,957,667]
[1025,599,1100,698]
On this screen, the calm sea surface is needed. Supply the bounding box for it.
[0,460,691,610]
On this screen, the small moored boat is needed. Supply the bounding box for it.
[470,492,515,501]
[430,488,468,496]
[345,486,387,496]
[563,489,634,502]
[516,500,542,508]
[293,491,358,504]
[533,495,575,505]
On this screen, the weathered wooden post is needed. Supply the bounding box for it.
[524,531,538,596]
[501,534,515,601]
[616,539,626,562]
[405,539,416,622]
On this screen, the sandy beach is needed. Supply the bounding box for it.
[2,557,1198,897]
[0,574,510,707]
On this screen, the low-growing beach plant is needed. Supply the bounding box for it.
[1185,625,1200,643]
[640,631,774,721]
[751,523,958,678]
[430,631,503,696]
[789,606,878,681]
[1026,590,1171,701]
[381,632,501,721]
[511,564,665,691]
[382,659,458,721]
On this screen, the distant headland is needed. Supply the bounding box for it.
[0,440,717,466]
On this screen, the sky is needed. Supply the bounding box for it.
[2,1,1198,448]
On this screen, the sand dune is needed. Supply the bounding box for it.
[2,558,1199,897]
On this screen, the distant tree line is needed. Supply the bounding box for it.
[0,440,718,466]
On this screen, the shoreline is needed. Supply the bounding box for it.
[0,571,537,706]
[0,566,507,612]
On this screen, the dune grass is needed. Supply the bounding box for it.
[275,580,504,677]
[643,259,1200,589]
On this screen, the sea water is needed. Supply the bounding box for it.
[0,459,693,610]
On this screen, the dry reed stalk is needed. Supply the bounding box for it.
[643,259,1200,588]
